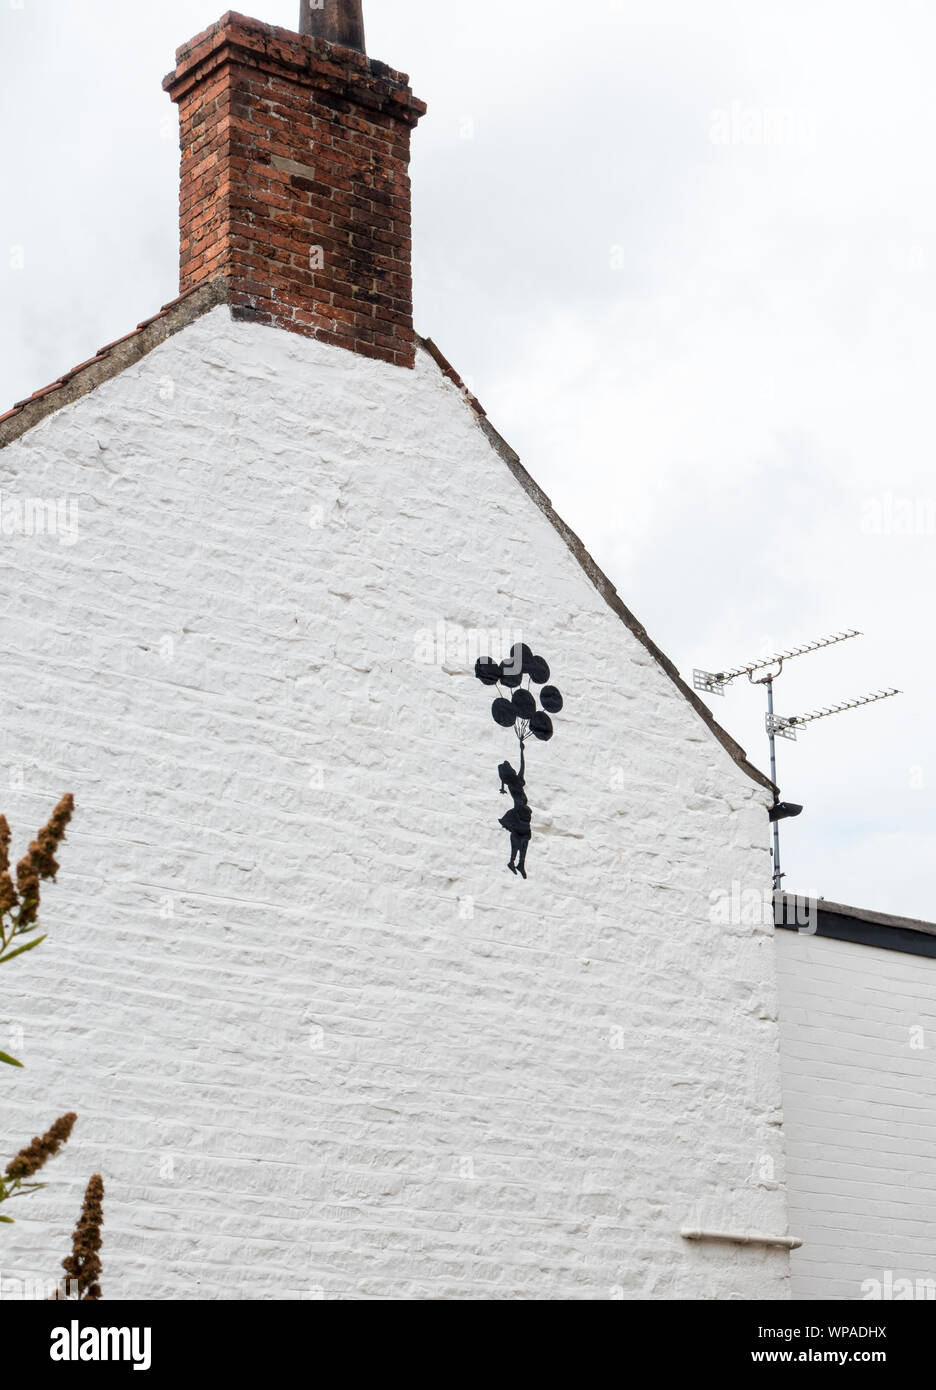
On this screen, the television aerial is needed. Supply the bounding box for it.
[694,631,901,891]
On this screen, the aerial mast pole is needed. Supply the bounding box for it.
[765,672,781,888]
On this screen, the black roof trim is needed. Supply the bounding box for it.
[777,892,936,960]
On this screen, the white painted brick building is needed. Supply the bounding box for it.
[0,295,791,1299]
[776,902,936,1302]
[4,4,929,1304]
[0,8,797,1301]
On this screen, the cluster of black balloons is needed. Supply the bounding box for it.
[475,643,564,741]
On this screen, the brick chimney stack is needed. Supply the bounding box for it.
[163,9,426,368]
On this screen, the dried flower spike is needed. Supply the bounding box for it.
[13,794,75,927]
[62,1173,104,1301]
[0,872,16,917]
[5,1112,77,1182]
[0,816,16,917]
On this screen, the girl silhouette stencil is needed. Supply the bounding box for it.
[498,745,533,878]
[475,645,562,880]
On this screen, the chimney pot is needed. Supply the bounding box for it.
[299,0,366,54]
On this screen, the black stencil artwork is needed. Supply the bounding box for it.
[475,644,564,879]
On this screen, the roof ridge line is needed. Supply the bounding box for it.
[416,333,774,795]
[0,280,227,443]
[0,294,773,795]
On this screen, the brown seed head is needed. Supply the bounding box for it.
[62,1173,104,1301]
[0,815,11,874]
[5,1112,77,1182]
[12,794,75,925]
[0,872,17,917]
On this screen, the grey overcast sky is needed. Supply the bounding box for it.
[1,1,933,919]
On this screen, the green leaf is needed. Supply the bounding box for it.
[0,934,47,966]
[0,1050,23,1067]
[0,1214,14,1223]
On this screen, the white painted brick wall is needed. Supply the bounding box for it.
[775,928,936,1300]
[0,306,789,1299]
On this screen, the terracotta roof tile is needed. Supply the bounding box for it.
[93,329,150,356]
[135,310,169,331]
[59,355,109,380]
